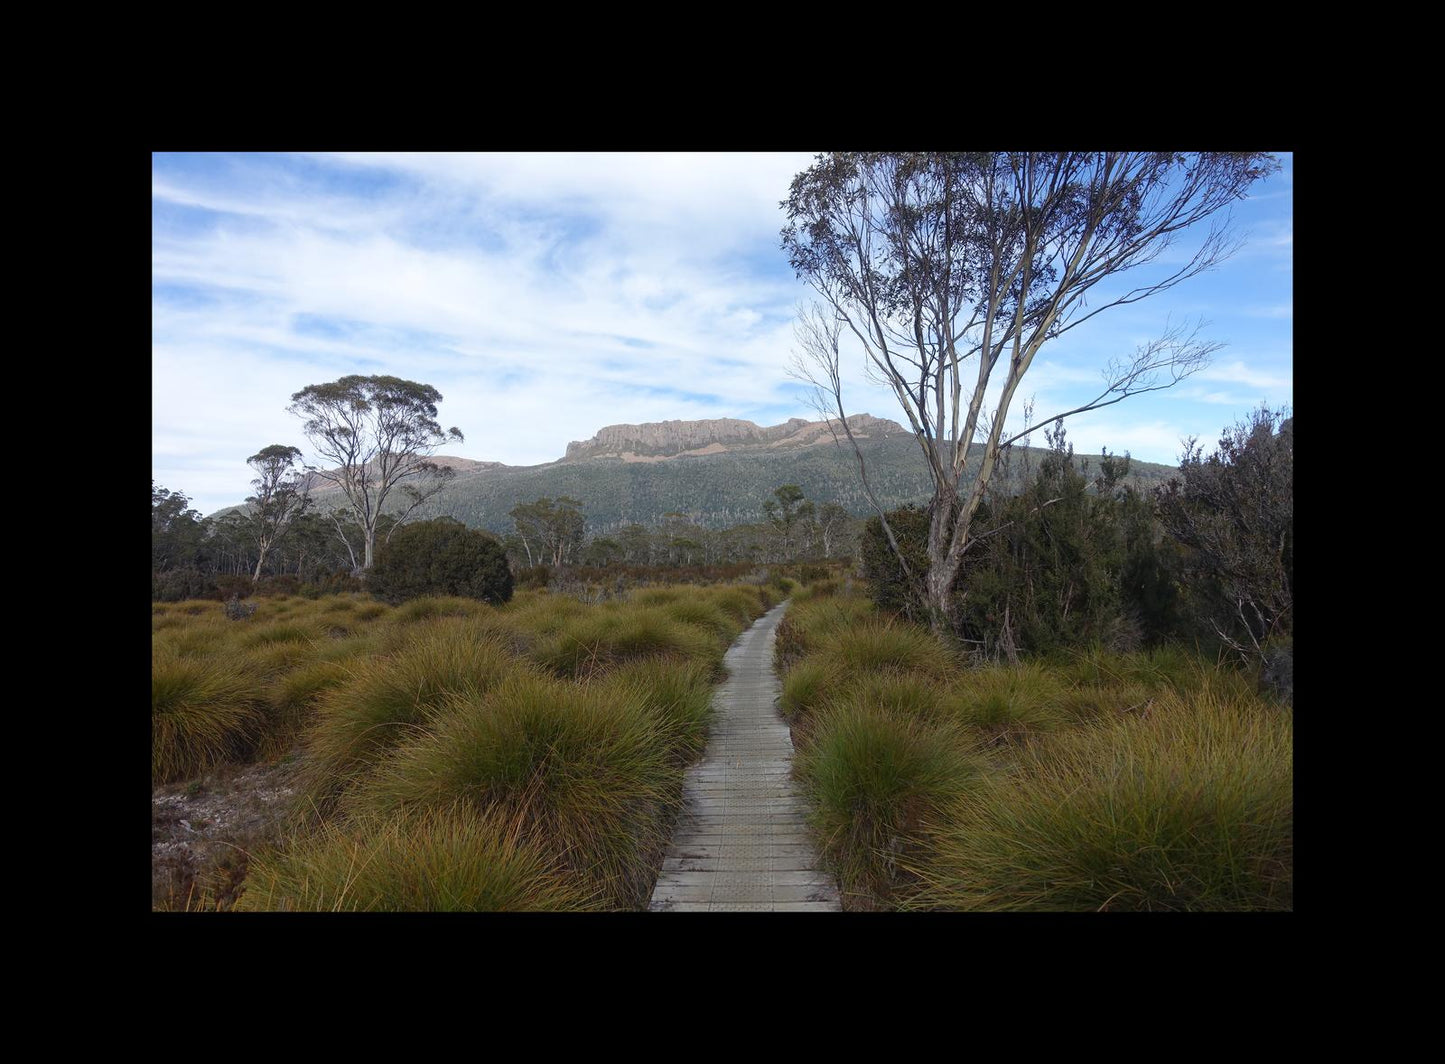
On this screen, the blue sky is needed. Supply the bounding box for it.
[152,152,1293,517]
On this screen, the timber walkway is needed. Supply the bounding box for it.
[649,601,841,912]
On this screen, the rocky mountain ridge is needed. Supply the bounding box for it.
[562,414,905,462]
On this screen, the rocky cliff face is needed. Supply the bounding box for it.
[563,414,905,462]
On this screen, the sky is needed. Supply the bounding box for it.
[152,152,1293,517]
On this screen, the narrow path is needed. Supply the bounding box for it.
[649,600,841,912]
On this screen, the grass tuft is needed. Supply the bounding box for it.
[237,805,600,911]
[353,671,680,907]
[152,644,263,784]
[905,686,1293,911]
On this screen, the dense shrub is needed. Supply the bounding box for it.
[368,518,513,606]
[859,504,933,620]
[152,568,218,602]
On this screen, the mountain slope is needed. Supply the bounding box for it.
[271,415,1176,536]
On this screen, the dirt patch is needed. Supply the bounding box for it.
[151,750,308,910]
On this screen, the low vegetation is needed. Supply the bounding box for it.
[154,581,778,911]
[774,583,1292,911]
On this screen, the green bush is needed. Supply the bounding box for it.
[368,518,513,606]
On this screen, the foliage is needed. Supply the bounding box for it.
[287,375,464,569]
[783,151,1279,630]
[367,517,514,606]
[1155,406,1293,667]
[223,595,257,621]
[509,497,586,568]
[244,444,310,582]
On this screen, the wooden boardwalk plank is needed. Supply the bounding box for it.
[648,601,841,913]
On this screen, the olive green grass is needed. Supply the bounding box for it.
[350,670,683,908]
[236,805,602,911]
[153,643,265,784]
[903,686,1293,911]
[793,702,984,909]
[299,625,526,812]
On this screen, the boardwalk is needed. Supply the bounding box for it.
[649,601,841,912]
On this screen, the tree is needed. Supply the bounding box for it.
[151,482,207,574]
[287,376,463,571]
[762,484,813,561]
[783,152,1279,631]
[815,501,850,559]
[244,444,310,582]
[368,518,513,605]
[509,497,586,567]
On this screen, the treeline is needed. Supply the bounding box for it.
[151,482,867,601]
[862,407,1293,691]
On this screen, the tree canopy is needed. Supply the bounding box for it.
[244,444,310,582]
[783,151,1280,631]
[287,375,463,571]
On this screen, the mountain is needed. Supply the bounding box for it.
[269,415,1177,536]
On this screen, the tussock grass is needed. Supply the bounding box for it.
[815,619,959,681]
[302,624,524,809]
[353,671,680,907]
[792,577,840,601]
[353,601,390,622]
[597,657,716,762]
[153,644,264,784]
[795,703,983,908]
[389,595,488,625]
[237,805,600,911]
[904,687,1293,911]
[239,621,324,649]
[502,592,590,637]
[709,585,774,625]
[831,672,949,724]
[659,598,737,645]
[157,619,232,658]
[1053,643,1199,693]
[631,587,684,607]
[941,663,1069,743]
[779,658,843,722]
[530,607,719,679]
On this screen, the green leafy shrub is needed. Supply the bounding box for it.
[368,518,513,606]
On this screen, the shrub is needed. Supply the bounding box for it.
[368,518,514,606]
[152,568,217,602]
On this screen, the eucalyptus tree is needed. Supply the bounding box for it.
[244,444,310,581]
[287,376,463,571]
[783,151,1279,631]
